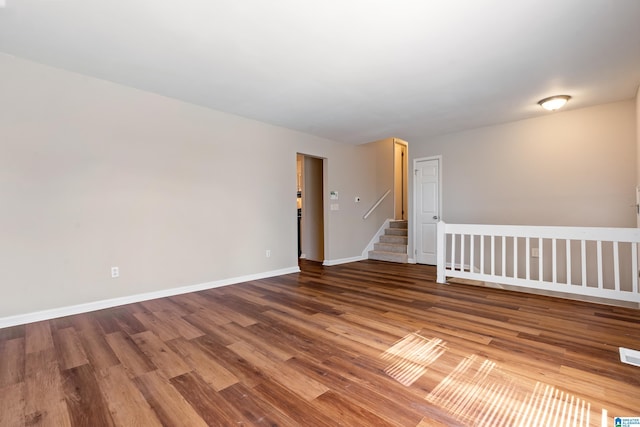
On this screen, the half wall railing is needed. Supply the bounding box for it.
[436,221,640,303]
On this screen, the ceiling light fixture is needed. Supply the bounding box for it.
[538,95,571,111]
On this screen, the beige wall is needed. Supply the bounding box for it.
[295,137,394,262]
[637,86,640,227]
[409,100,637,256]
[0,56,391,319]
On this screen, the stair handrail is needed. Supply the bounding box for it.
[363,189,391,220]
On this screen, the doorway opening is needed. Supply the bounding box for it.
[297,154,325,263]
[394,139,409,220]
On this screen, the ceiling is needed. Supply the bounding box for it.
[1,0,639,144]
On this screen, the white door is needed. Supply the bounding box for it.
[415,158,440,264]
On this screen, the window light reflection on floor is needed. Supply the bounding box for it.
[380,333,604,427]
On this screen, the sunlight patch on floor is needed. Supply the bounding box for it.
[381,333,604,427]
[380,333,446,386]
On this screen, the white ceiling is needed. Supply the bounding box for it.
[1,0,639,144]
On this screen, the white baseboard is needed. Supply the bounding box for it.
[323,256,366,266]
[408,258,416,264]
[0,266,301,329]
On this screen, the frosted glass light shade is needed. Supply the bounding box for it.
[538,95,571,111]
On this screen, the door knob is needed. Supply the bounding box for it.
[433,216,438,220]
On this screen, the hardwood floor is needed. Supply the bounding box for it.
[1,259,639,426]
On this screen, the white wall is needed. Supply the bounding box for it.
[0,56,391,320]
[409,100,637,257]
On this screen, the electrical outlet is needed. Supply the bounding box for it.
[111,266,119,278]
[266,249,271,258]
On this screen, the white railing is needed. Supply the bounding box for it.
[363,189,391,220]
[436,221,640,303]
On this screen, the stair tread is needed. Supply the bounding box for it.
[368,250,409,264]
[374,242,407,253]
[369,221,409,263]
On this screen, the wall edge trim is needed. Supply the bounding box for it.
[323,256,366,266]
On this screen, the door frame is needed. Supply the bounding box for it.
[297,153,327,262]
[393,138,408,220]
[412,155,442,264]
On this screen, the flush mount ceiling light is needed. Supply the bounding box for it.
[538,95,571,111]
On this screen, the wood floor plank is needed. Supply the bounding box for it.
[0,338,24,388]
[167,292,216,315]
[152,310,205,340]
[104,331,157,378]
[72,315,120,370]
[166,337,239,391]
[287,355,426,427]
[227,340,329,401]
[130,330,191,379]
[200,292,258,327]
[140,297,191,317]
[134,371,208,427]
[250,377,344,426]
[24,349,71,427]
[133,311,182,342]
[0,324,24,342]
[53,327,89,370]
[0,382,25,427]
[61,363,115,426]
[191,334,267,388]
[218,321,295,361]
[311,390,397,427]
[169,371,247,426]
[217,382,300,427]
[1,260,639,426]
[25,321,54,354]
[97,364,163,427]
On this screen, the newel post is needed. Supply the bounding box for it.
[436,221,446,284]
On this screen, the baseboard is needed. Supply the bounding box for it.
[0,266,301,329]
[323,256,366,266]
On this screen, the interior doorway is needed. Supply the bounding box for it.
[296,154,325,262]
[394,139,409,220]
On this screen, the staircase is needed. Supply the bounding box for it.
[368,220,408,263]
